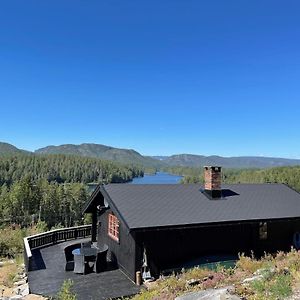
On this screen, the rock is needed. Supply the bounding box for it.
[242,275,263,284]
[9,295,23,300]
[13,280,26,287]
[13,275,24,282]
[254,268,275,276]
[202,275,214,282]
[23,295,48,300]
[13,284,29,297]
[186,279,201,287]
[175,286,241,300]
[15,274,27,280]
[283,267,290,275]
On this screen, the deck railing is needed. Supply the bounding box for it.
[23,224,92,272]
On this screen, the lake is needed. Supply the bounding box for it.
[129,172,183,184]
[87,172,183,193]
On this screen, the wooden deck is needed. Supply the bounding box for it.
[28,239,141,300]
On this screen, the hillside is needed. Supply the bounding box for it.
[0,142,29,156]
[1,141,300,169]
[131,250,300,300]
[154,154,300,169]
[35,143,164,168]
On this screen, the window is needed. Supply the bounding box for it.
[108,213,119,242]
[259,222,268,240]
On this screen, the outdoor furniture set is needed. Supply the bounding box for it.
[64,242,109,274]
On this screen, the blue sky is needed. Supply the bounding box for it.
[1,1,300,157]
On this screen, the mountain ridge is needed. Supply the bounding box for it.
[35,143,163,167]
[1,141,300,169]
[153,153,300,169]
[0,142,30,156]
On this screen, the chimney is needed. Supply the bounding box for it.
[204,166,222,198]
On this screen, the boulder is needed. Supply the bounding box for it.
[13,284,29,297]
[242,275,263,284]
[186,279,201,287]
[13,280,26,287]
[254,268,275,276]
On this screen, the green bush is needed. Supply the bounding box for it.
[0,227,26,257]
[57,279,77,300]
[251,272,292,300]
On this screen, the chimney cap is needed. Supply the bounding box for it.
[204,166,222,170]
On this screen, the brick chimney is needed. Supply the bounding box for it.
[204,166,222,198]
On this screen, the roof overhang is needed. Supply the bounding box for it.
[82,184,132,233]
[129,216,300,233]
[82,184,103,213]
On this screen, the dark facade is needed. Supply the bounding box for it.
[83,172,300,283]
[92,206,300,281]
[97,208,136,280]
[133,218,300,278]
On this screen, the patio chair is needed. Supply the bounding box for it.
[64,243,80,271]
[74,253,85,274]
[85,255,96,274]
[65,261,75,271]
[81,241,92,249]
[94,244,108,273]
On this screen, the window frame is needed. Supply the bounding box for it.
[108,213,120,242]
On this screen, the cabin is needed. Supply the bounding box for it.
[83,166,300,283]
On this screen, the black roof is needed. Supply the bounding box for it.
[86,183,300,230]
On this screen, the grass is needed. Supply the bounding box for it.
[0,259,18,288]
[0,225,37,293]
[130,249,300,300]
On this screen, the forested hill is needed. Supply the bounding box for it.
[0,154,144,228]
[2,141,300,169]
[178,165,300,192]
[0,142,29,156]
[35,143,163,168]
[0,154,143,186]
[154,154,300,169]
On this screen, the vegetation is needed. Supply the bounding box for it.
[0,154,143,186]
[159,153,300,169]
[0,142,28,156]
[57,279,77,300]
[1,143,300,299]
[165,166,300,192]
[3,141,300,170]
[0,224,53,258]
[0,258,19,288]
[0,177,87,229]
[131,249,300,300]
[0,154,144,232]
[35,143,164,168]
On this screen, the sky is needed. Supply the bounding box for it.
[0,1,300,158]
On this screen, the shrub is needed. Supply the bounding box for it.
[250,273,292,300]
[57,279,77,300]
[236,253,263,274]
[0,228,25,257]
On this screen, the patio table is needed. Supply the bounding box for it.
[72,248,97,256]
[72,248,97,274]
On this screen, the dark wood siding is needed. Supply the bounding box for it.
[97,209,136,281]
[255,219,300,253]
[134,219,300,278]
